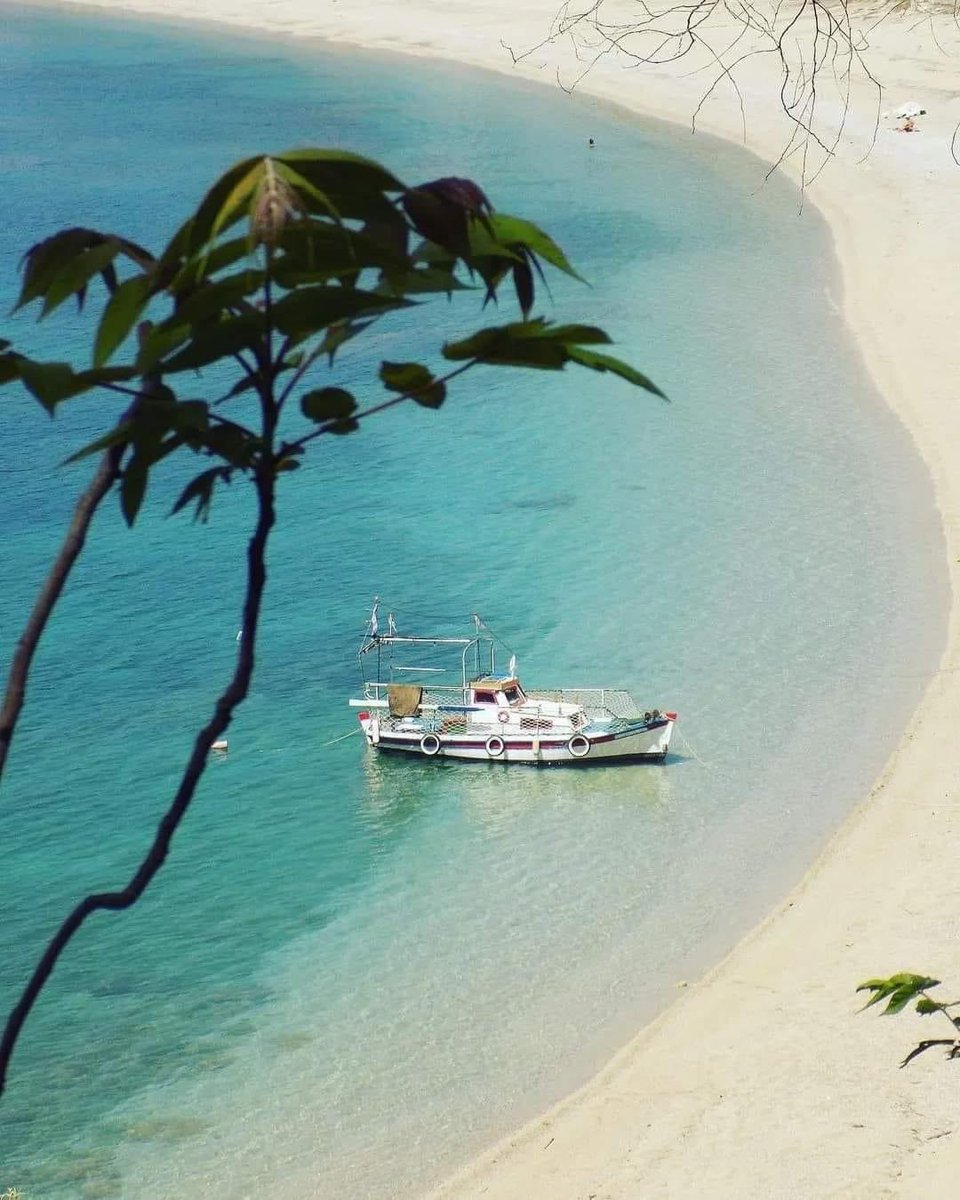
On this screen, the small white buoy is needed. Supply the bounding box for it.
[211,739,229,753]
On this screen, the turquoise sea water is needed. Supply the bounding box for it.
[0,5,948,1197]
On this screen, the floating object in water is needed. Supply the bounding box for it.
[211,739,229,753]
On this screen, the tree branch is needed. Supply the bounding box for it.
[0,467,277,1095]
[287,358,480,453]
[506,0,885,189]
[0,442,125,783]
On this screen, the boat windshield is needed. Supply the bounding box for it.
[503,685,524,704]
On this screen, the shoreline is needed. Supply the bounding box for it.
[16,0,960,1193]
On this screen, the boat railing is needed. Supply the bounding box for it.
[359,682,647,720]
[523,688,645,719]
[361,682,469,705]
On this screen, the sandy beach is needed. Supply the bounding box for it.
[20,0,960,1194]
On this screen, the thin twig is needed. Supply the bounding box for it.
[508,0,889,190]
[286,358,479,453]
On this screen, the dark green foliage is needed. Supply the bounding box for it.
[858,973,960,1066]
[857,973,941,1016]
[379,362,445,409]
[5,147,662,528]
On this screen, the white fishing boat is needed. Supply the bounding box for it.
[348,606,676,766]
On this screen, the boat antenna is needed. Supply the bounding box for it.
[471,614,519,678]
[471,613,484,677]
[388,611,397,636]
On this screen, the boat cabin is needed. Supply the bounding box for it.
[467,677,525,708]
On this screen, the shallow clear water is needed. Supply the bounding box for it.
[0,5,947,1198]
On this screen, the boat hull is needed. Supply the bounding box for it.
[360,716,674,765]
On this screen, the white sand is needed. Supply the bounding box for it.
[24,0,960,1193]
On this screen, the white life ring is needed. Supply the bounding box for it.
[420,733,441,757]
[567,734,591,759]
[497,710,510,724]
[485,735,506,757]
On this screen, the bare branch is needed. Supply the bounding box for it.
[508,0,894,188]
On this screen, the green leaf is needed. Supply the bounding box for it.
[0,348,22,386]
[17,228,153,311]
[442,320,663,395]
[276,149,405,221]
[316,318,374,365]
[279,148,405,194]
[379,361,446,408]
[136,322,191,372]
[157,215,193,278]
[94,274,152,367]
[512,257,534,318]
[379,361,432,393]
[170,466,233,522]
[376,266,471,297]
[916,998,945,1015]
[17,358,140,414]
[120,459,148,527]
[192,424,260,469]
[270,224,396,288]
[167,236,252,295]
[166,399,210,434]
[271,287,412,338]
[857,974,941,1015]
[538,323,611,345]
[219,373,261,402]
[442,321,569,370]
[19,361,90,412]
[188,158,265,254]
[62,422,133,465]
[301,387,357,423]
[157,314,263,373]
[462,221,524,267]
[567,347,667,397]
[271,160,340,222]
[173,271,264,325]
[412,241,457,268]
[41,241,121,316]
[486,213,583,280]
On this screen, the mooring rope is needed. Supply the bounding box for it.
[673,725,718,773]
[321,727,362,749]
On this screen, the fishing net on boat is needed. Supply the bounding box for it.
[388,684,423,717]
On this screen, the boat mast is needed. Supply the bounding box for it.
[473,613,482,682]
